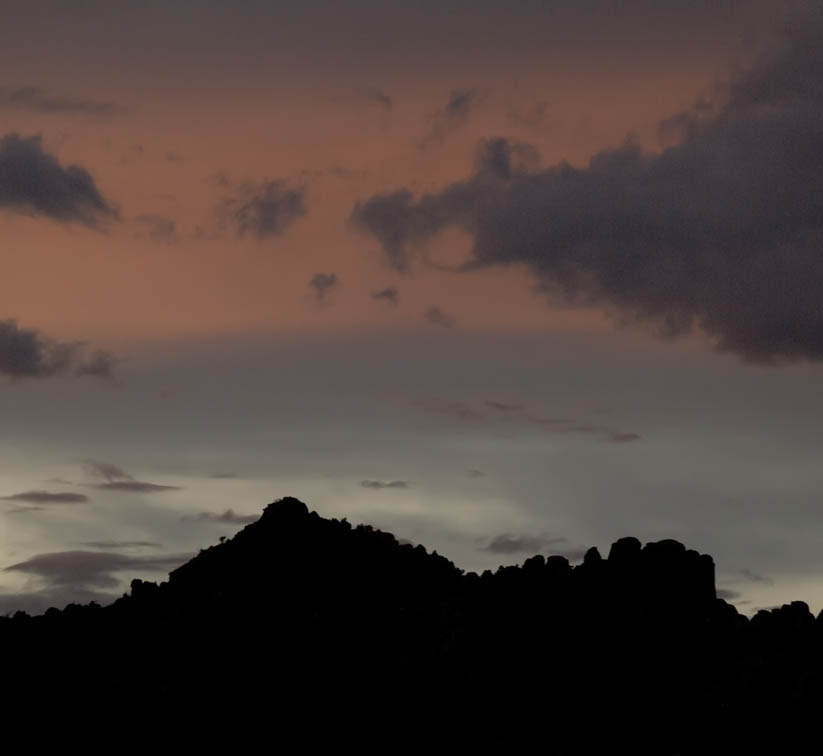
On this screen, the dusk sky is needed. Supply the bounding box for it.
[2,0,823,615]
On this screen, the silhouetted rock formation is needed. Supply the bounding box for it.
[2,497,821,750]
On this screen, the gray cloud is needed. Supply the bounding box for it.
[310,272,338,302]
[739,568,774,585]
[134,214,177,243]
[358,86,393,111]
[225,180,306,240]
[467,469,485,478]
[209,472,239,479]
[0,86,121,116]
[78,541,162,550]
[0,133,116,225]
[183,509,258,525]
[412,398,482,421]
[607,432,642,444]
[75,350,118,382]
[83,460,180,493]
[485,401,523,412]
[5,506,46,515]
[0,586,115,615]
[94,481,180,493]
[371,286,399,306]
[480,533,566,555]
[474,137,540,180]
[360,480,410,490]
[717,588,743,601]
[352,16,823,363]
[425,306,456,328]
[1,490,89,504]
[421,88,477,147]
[4,550,189,590]
[0,319,117,381]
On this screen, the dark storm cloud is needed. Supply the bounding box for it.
[134,214,177,243]
[225,180,306,240]
[83,460,180,493]
[0,86,120,116]
[0,319,118,381]
[360,480,410,490]
[0,133,115,225]
[4,550,189,590]
[412,398,482,421]
[420,88,477,147]
[1,491,89,504]
[182,509,258,525]
[352,14,823,363]
[309,272,338,302]
[480,533,566,555]
[371,287,399,306]
[425,306,455,328]
[485,401,523,412]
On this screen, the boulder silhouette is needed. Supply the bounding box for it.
[1,496,820,751]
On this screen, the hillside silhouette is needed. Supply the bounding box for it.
[3,497,821,750]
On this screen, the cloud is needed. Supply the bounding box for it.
[4,550,189,590]
[739,569,774,585]
[0,86,121,116]
[0,586,115,615]
[94,481,180,493]
[309,272,338,303]
[1,490,89,504]
[485,401,523,412]
[224,180,306,240]
[425,306,456,328]
[528,416,572,427]
[134,214,177,243]
[84,461,131,483]
[606,432,642,443]
[75,350,118,382]
[182,509,258,525]
[717,588,743,601]
[0,133,116,225]
[0,319,118,381]
[371,287,399,306]
[5,506,46,515]
[467,469,485,478]
[83,460,180,493]
[480,533,566,555]
[412,398,482,421]
[209,472,239,479]
[360,480,410,490]
[474,137,540,180]
[358,86,393,111]
[351,15,823,364]
[420,88,477,147]
[78,541,162,550]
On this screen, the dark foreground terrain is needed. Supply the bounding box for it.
[3,497,821,750]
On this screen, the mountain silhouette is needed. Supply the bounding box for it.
[2,497,821,750]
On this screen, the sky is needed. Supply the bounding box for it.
[1,0,822,614]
